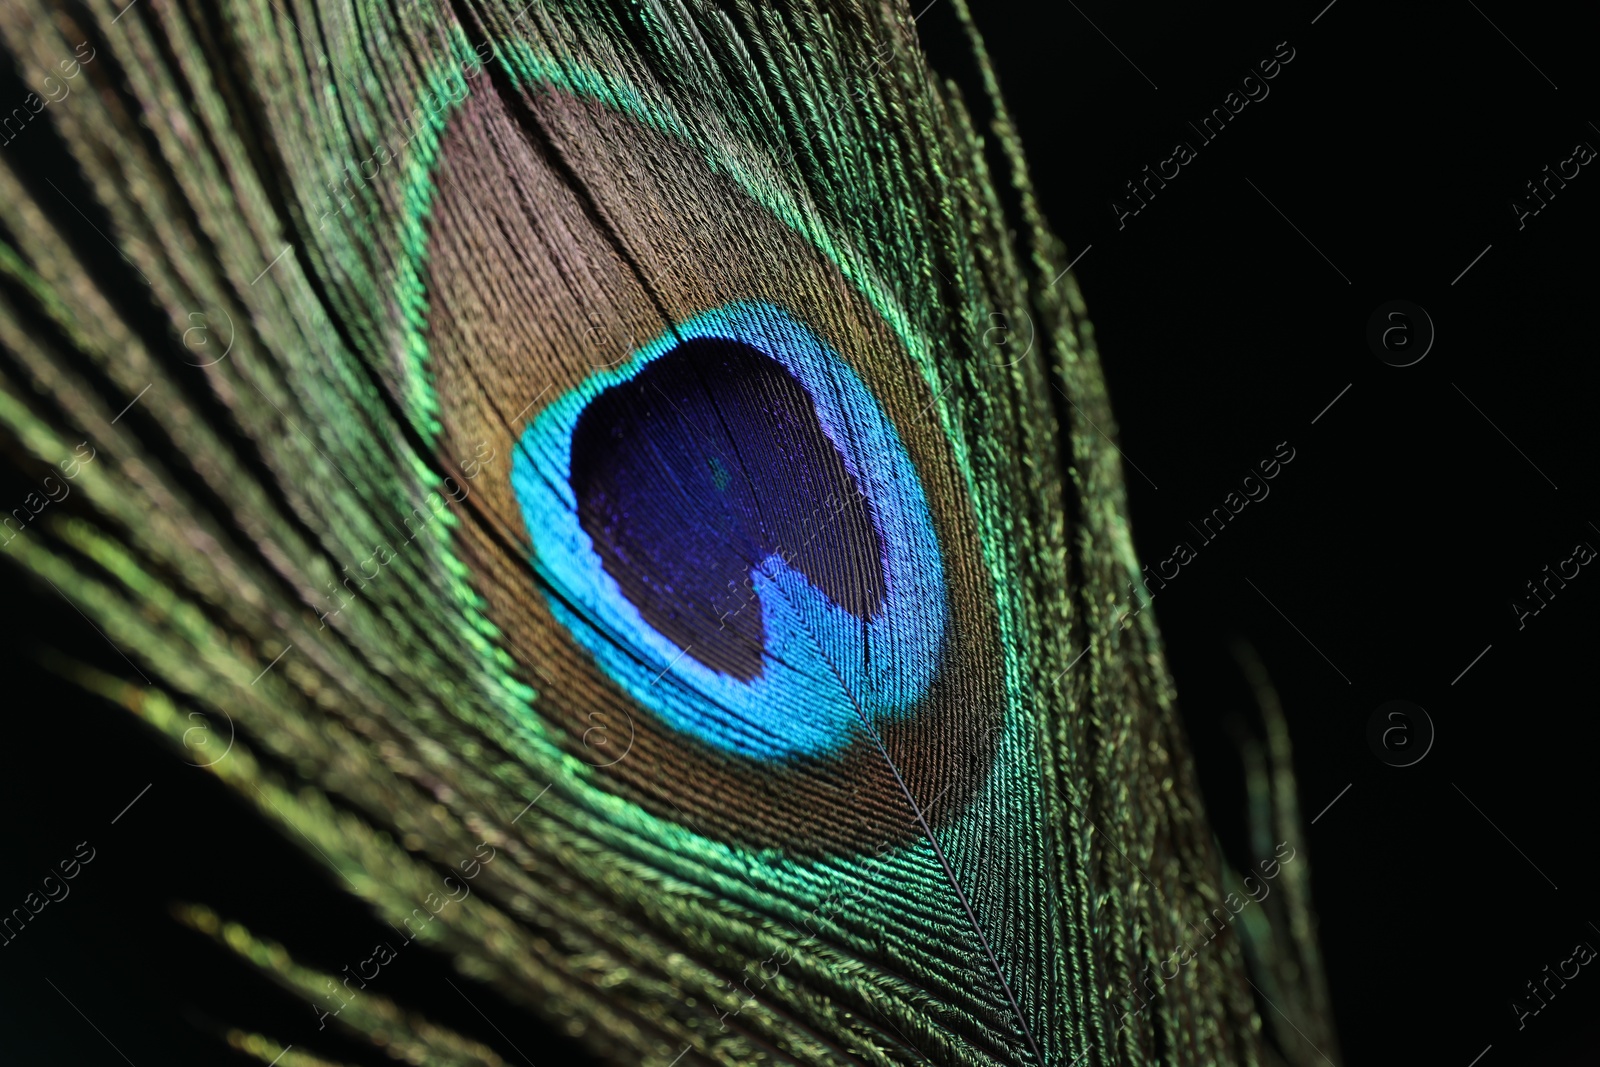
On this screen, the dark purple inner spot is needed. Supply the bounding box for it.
[570,338,885,681]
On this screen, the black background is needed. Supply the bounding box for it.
[2,0,1596,1064]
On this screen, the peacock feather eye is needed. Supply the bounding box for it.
[409,68,1007,852]
[514,299,948,761]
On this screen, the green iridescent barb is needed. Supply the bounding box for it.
[0,0,1336,1063]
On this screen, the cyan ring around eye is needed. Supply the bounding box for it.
[511,299,948,761]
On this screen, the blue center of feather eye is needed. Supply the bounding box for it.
[568,336,888,681]
[512,300,947,760]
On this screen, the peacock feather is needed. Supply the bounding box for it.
[0,0,1335,1064]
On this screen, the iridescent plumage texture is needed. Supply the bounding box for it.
[0,0,1334,1064]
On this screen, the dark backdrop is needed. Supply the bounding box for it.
[3,0,1596,1064]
